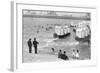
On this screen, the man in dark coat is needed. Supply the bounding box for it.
[27,38,32,53]
[33,38,39,54]
[61,51,69,60]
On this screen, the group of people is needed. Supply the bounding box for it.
[58,50,69,60]
[52,48,80,60]
[27,38,80,60]
[27,38,39,54]
[72,49,80,59]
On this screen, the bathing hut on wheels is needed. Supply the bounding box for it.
[75,21,91,43]
[53,25,71,39]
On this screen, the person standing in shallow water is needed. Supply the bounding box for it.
[33,38,39,54]
[27,38,32,53]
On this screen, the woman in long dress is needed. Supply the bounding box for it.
[75,49,80,59]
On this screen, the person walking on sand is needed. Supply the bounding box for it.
[58,50,62,58]
[27,38,32,53]
[33,38,39,54]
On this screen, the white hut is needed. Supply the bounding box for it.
[76,26,90,38]
[55,25,70,36]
